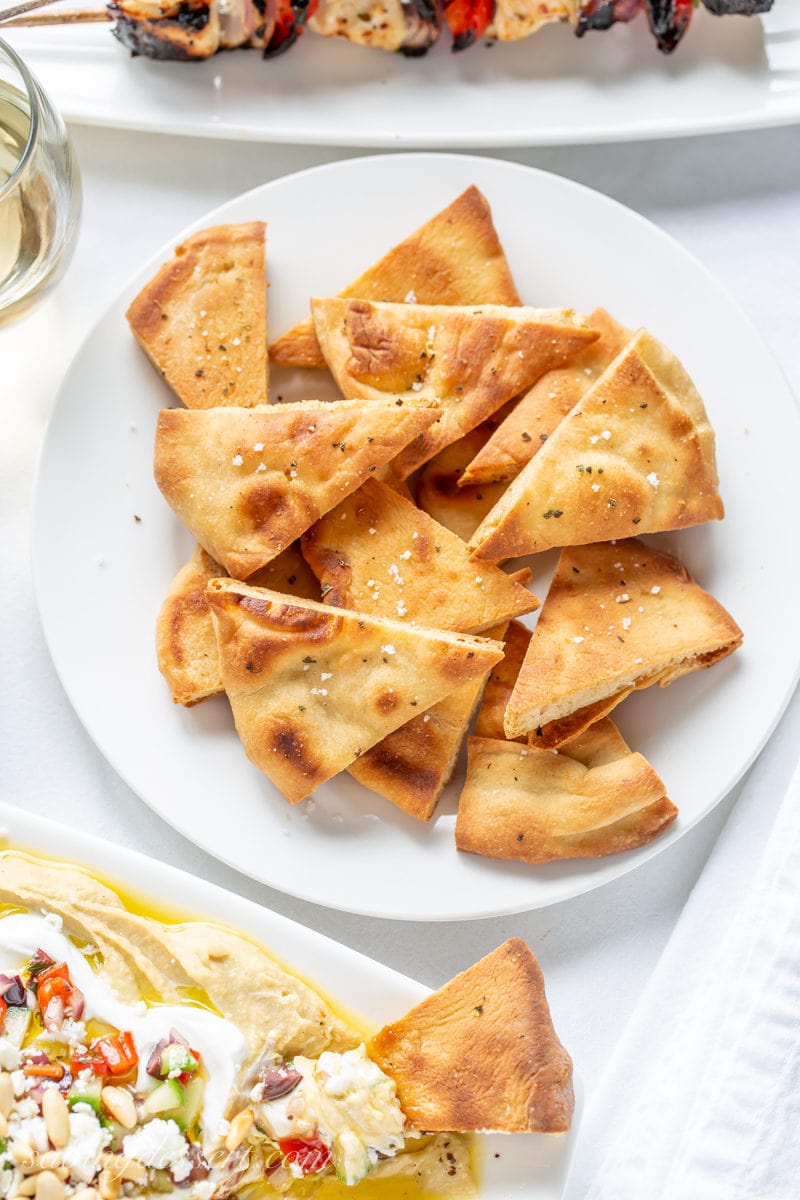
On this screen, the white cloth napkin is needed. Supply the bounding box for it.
[565,686,800,1200]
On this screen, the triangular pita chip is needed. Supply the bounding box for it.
[348,671,493,822]
[154,396,440,580]
[473,618,531,742]
[455,724,678,864]
[269,187,521,368]
[156,544,319,707]
[301,477,538,633]
[504,539,743,748]
[459,308,631,488]
[127,222,267,409]
[205,580,504,804]
[313,298,598,479]
[470,328,724,561]
[367,939,574,1134]
[416,406,516,543]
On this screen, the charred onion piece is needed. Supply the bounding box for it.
[575,0,641,36]
[702,0,772,12]
[263,0,316,55]
[443,0,492,50]
[399,0,441,56]
[642,0,693,51]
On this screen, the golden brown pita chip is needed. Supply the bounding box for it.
[470,329,724,561]
[156,544,319,707]
[416,408,516,543]
[473,619,531,742]
[455,724,678,864]
[459,308,631,488]
[313,298,598,479]
[348,672,492,822]
[269,187,521,368]
[301,477,538,633]
[504,539,743,748]
[127,222,267,409]
[301,479,529,819]
[205,580,504,804]
[154,397,439,580]
[367,939,573,1134]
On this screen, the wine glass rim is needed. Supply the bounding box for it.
[0,36,41,203]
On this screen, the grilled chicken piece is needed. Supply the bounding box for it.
[111,0,221,59]
[487,0,576,43]
[308,0,440,54]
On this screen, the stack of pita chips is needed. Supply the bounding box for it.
[134,186,741,866]
[301,477,538,818]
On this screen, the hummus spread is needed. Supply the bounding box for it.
[0,853,474,1199]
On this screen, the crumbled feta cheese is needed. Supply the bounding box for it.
[61,1111,112,1183]
[123,1119,191,1181]
[0,1038,21,1071]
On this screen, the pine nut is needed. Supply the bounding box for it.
[34,1172,65,1200]
[100,1087,137,1131]
[224,1107,254,1152]
[0,1109,8,1138]
[0,1072,14,1117]
[72,1189,98,1200]
[41,1090,70,1150]
[16,1180,38,1197]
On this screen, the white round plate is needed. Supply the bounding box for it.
[33,153,800,920]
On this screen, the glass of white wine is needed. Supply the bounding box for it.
[0,37,81,323]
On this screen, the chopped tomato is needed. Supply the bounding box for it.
[23,1061,65,1081]
[278,1137,331,1176]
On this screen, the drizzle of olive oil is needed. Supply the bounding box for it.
[0,850,478,1197]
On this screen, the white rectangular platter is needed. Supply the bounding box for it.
[4,7,800,147]
[0,801,581,1198]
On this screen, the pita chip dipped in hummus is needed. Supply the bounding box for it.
[0,854,573,1199]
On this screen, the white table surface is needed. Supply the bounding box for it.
[2,121,799,1196]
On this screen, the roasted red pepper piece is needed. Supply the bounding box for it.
[36,963,77,1027]
[92,1031,139,1077]
[278,1137,332,1176]
[263,0,318,58]
[443,0,494,51]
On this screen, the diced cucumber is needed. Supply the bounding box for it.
[141,1078,185,1118]
[68,1079,103,1115]
[3,1007,30,1049]
[160,1044,199,1079]
[171,1077,204,1135]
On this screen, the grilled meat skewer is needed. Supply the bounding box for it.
[0,0,773,56]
